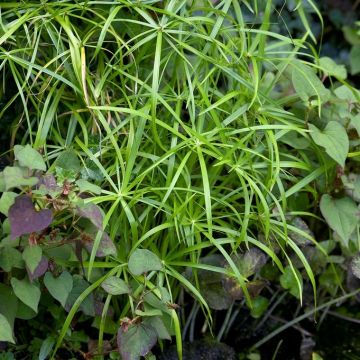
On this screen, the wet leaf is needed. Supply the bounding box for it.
[14,145,46,171]
[101,276,130,295]
[11,277,41,313]
[8,195,53,240]
[117,323,157,360]
[128,249,163,276]
[44,271,73,307]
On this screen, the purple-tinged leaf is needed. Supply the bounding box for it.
[76,203,103,230]
[38,174,59,191]
[83,232,117,257]
[117,323,157,360]
[8,195,53,240]
[27,257,49,282]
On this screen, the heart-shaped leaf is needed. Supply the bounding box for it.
[101,276,130,295]
[76,203,104,230]
[320,195,359,244]
[27,256,48,282]
[309,122,349,167]
[65,275,95,316]
[14,145,46,171]
[44,271,73,307]
[292,60,330,102]
[319,57,347,80]
[11,277,41,313]
[8,195,53,240]
[22,245,42,273]
[280,266,303,299]
[128,249,163,276]
[0,192,17,216]
[117,323,157,360]
[0,314,15,343]
[0,247,24,272]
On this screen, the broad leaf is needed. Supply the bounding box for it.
[22,245,42,273]
[143,317,171,340]
[0,284,18,329]
[350,255,360,280]
[76,203,104,230]
[128,249,163,276]
[65,275,95,316]
[0,314,15,343]
[0,192,17,216]
[320,195,359,244]
[250,296,269,319]
[350,45,360,75]
[117,323,157,360]
[319,57,347,80]
[0,247,24,272]
[38,337,55,360]
[44,271,73,307]
[280,266,303,299]
[292,61,330,102]
[11,277,41,313]
[54,150,81,171]
[8,195,53,239]
[3,167,38,190]
[14,145,46,171]
[76,179,101,195]
[101,276,130,295]
[309,122,349,167]
[27,256,48,282]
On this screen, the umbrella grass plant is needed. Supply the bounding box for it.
[0,0,359,359]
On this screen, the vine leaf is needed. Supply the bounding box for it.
[22,245,42,274]
[8,195,53,240]
[44,271,73,307]
[320,195,359,244]
[14,145,46,171]
[309,122,349,167]
[128,249,163,276]
[117,323,157,360]
[11,277,41,313]
[0,313,15,343]
[101,276,130,295]
[27,256,48,282]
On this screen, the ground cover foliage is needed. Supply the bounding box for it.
[0,0,360,359]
